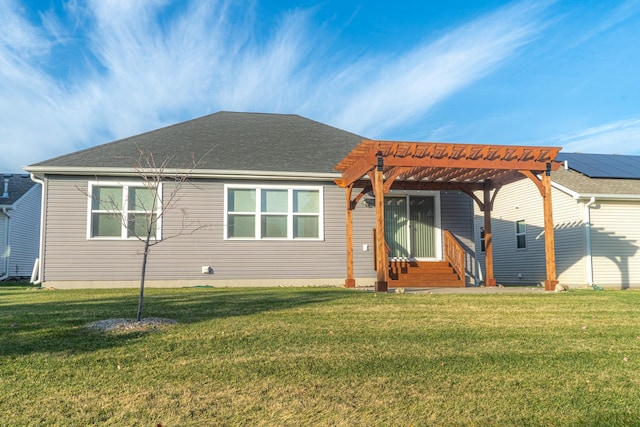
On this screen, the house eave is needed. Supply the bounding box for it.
[23,166,341,182]
[572,193,640,201]
[550,181,640,201]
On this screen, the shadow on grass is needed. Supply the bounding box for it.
[0,287,352,357]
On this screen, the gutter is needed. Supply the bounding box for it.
[583,197,596,287]
[23,166,342,182]
[550,181,640,201]
[29,173,45,285]
[0,207,10,281]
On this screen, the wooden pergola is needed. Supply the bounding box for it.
[334,140,562,292]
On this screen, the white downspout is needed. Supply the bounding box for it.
[0,207,10,281]
[30,174,45,285]
[584,197,596,286]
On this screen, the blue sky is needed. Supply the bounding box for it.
[1,0,639,173]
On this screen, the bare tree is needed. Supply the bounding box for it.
[81,148,210,321]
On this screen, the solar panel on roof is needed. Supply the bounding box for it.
[556,152,640,179]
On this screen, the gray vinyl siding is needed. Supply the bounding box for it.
[42,176,357,283]
[42,177,475,287]
[0,213,7,276]
[474,178,587,286]
[351,192,377,280]
[589,201,640,288]
[440,191,476,282]
[6,185,41,278]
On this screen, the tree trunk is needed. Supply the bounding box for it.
[136,237,151,321]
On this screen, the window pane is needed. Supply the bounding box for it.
[517,234,526,249]
[262,215,287,238]
[129,187,156,211]
[228,189,256,212]
[261,189,288,213]
[92,213,122,237]
[294,190,319,213]
[228,214,255,238]
[516,220,526,234]
[92,186,122,210]
[294,216,318,238]
[127,213,156,238]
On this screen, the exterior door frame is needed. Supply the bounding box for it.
[385,190,442,261]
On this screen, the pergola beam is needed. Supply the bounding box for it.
[335,140,562,292]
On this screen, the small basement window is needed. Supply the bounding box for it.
[515,220,526,249]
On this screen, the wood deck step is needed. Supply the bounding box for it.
[388,260,464,288]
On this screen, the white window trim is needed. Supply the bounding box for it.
[515,219,526,250]
[86,181,163,241]
[224,184,324,241]
[385,190,442,261]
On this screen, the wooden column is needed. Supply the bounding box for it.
[374,166,388,292]
[345,186,355,288]
[542,172,558,291]
[483,182,496,287]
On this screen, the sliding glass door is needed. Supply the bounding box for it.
[384,195,438,260]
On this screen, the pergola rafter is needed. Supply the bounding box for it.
[335,140,562,292]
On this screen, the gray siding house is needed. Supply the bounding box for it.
[474,152,640,289]
[0,174,41,280]
[25,111,477,289]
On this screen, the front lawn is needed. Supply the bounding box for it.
[1,286,640,426]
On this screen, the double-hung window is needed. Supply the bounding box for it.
[88,182,162,240]
[225,185,323,240]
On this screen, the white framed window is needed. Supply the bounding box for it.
[87,181,162,240]
[224,184,323,240]
[515,220,526,249]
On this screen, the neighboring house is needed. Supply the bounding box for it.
[474,152,640,289]
[0,174,41,280]
[25,111,485,289]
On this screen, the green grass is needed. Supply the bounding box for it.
[2,286,640,426]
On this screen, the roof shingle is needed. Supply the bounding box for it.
[28,112,365,175]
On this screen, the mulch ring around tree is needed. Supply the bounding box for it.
[86,318,177,333]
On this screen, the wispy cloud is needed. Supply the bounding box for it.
[567,0,640,49]
[554,119,640,154]
[0,0,552,172]
[326,1,552,137]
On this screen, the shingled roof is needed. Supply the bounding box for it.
[0,174,38,206]
[552,153,640,197]
[27,112,365,176]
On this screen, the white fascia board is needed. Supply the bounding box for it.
[23,166,341,182]
[573,193,640,201]
[550,181,640,201]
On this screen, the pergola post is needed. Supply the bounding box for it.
[373,164,388,292]
[483,182,497,287]
[334,141,562,292]
[345,186,355,288]
[542,171,558,290]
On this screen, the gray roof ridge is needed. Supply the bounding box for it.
[29,111,360,168]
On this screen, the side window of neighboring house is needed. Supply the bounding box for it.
[225,185,323,240]
[515,220,526,249]
[88,182,161,240]
[480,227,486,252]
